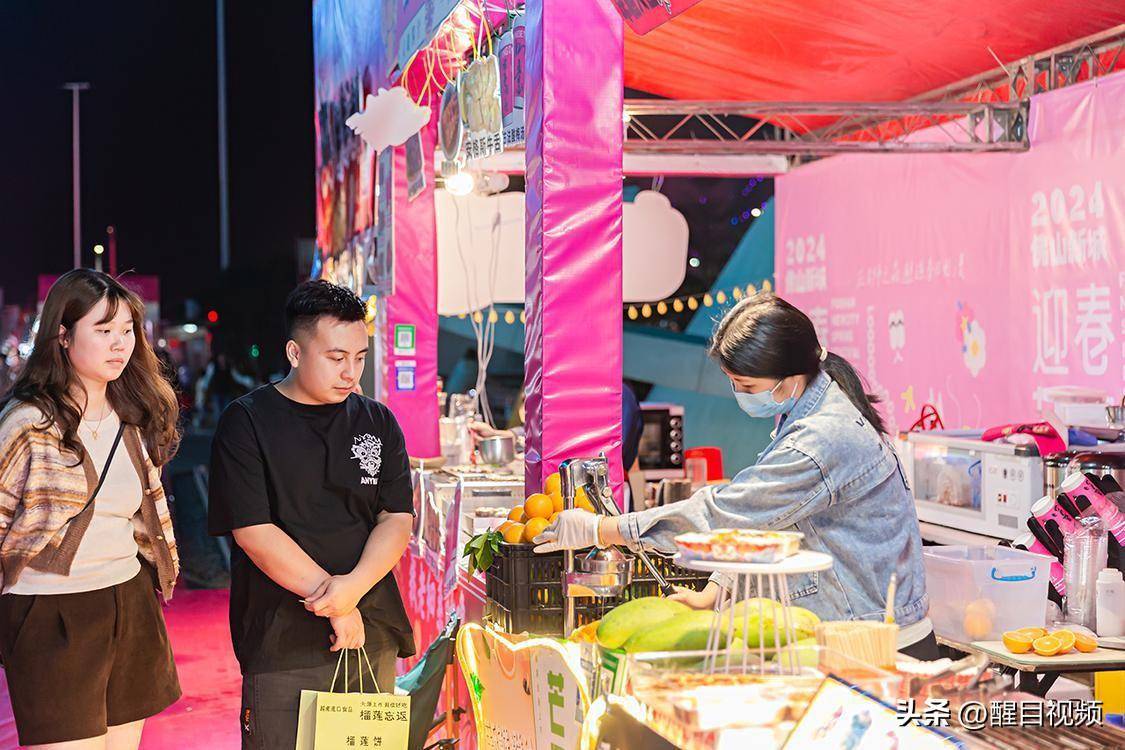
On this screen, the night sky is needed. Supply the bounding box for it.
[0,2,773,371]
[0,1,314,357]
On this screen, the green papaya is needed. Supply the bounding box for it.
[622,610,727,653]
[769,637,819,669]
[596,597,690,649]
[721,599,821,649]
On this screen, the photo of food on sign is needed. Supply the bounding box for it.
[459,56,502,136]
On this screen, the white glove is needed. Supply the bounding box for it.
[532,509,602,554]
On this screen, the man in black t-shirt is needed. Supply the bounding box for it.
[208,281,415,750]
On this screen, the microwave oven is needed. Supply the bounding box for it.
[638,403,685,480]
[895,430,1043,541]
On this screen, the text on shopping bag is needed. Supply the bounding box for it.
[297,691,410,750]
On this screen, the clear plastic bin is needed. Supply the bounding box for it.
[922,545,1052,643]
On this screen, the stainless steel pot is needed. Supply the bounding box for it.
[1043,451,1083,499]
[1108,396,1125,426]
[1067,451,1125,493]
[477,435,515,466]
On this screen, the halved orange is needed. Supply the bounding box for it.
[508,506,526,523]
[1074,633,1098,653]
[1002,631,1034,654]
[1032,635,1061,657]
[1016,627,1048,640]
[1051,629,1076,654]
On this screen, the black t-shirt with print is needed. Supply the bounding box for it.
[208,384,416,675]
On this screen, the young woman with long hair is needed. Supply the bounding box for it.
[536,294,936,659]
[0,269,182,749]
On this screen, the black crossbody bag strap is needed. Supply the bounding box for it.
[78,421,127,515]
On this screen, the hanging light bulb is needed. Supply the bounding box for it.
[504,310,516,324]
[746,284,757,297]
[473,311,483,323]
[458,313,467,319]
[444,170,475,196]
[519,310,526,323]
[732,287,743,300]
[703,293,714,307]
[488,310,499,323]
[656,301,668,315]
[762,280,773,292]
[687,297,699,311]
[673,299,684,313]
[641,304,652,318]
[716,291,727,305]
[627,306,638,320]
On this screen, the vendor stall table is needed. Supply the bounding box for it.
[937,635,1125,697]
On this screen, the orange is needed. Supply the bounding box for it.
[508,506,526,523]
[1016,627,1048,640]
[1032,635,1061,657]
[545,473,562,497]
[963,610,993,640]
[523,516,550,543]
[1051,629,1076,654]
[1001,631,1034,654]
[524,493,554,520]
[575,487,596,513]
[549,512,560,524]
[497,521,514,535]
[502,523,526,545]
[550,491,565,513]
[1074,633,1098,653]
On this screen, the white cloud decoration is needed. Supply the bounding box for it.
[345,87,431,153]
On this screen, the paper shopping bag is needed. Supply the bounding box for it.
[295,648,410,750]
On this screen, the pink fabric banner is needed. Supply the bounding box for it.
[523,0,625,499]
[776,72,1125,433]
[384,122,440,457]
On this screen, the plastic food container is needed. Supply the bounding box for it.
[922,545,1052,643]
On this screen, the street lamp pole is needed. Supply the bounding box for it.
[63,82,90,270]
[107,225,117,276]
[216,0,231,271]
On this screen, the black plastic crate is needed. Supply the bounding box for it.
[483,543,711,635]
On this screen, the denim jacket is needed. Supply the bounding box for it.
[619,371,929,627]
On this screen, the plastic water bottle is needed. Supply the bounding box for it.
[1097,567,1125,637]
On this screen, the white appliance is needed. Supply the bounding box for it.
[895,431,1043,541]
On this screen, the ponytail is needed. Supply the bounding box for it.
[820,352,888,435]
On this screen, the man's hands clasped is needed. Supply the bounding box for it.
[303,574,368,652]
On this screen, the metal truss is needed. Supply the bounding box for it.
[621,24,1124,159]
[914,23,1125,103]
[623,99,1028,156]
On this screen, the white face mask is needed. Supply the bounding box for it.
[732,378,798,419]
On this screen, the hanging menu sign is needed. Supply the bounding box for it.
[609,0,704,35]
[367,148,395,295]
[460,56,504,162]
[499,21,525,149]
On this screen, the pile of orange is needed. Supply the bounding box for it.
[1001,627,1097,657]
[498,472,598,545]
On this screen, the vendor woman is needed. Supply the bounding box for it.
[534,294,935,659]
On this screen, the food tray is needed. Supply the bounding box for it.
[673,529,803,564]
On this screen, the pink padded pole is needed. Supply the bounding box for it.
[384,121,440,458]
[523,0,625,504]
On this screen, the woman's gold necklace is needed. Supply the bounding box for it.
[82,403,112,440]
